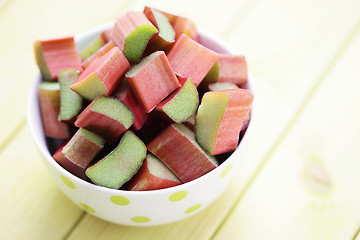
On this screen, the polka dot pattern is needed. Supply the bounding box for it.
[185,204,202,214]
[60,175,76,189]
[131,216,150,223]
[220,163,233,178]
[79,202,96,214]
[169,191,188,202]
[110,195,130,206]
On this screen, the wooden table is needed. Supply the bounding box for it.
[1,0,360,239]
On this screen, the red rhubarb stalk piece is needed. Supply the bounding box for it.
[147,123,218,183]
[81,41,116,69]
[71,46,130,101]
[195,89,254,155]
[75,96,134,143]
[156,77,199,123]
[111,11,158,63]
[203,55,248,86]
[53,128,105,180]
[101,29,113,43]
[34,36,82,81]
[112,80,147,130]
[144,8,175,50]
[128,153,182,191]
[125,51,180,113]
[167,34,218,86]
[38,82,72,139]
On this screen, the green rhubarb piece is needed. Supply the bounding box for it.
[58,69,82,121]
[123,25,159,63]
[39,81,60,90]
[34,41,52,81]
[147,153,180,182]
[202,61,219,84]
[80,128,105,146]
[126,51,162,76]
[162,78,198,123]
[195,92,229,154]
[80,36,106,61]
[86,131,147,189]
[208,82,239,91]
[91,96,134,129]
[174,123,217,165]
[153,9,175,43]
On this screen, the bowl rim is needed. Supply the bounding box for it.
[27,22,256,196]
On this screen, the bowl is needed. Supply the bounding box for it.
[27,22,255,226]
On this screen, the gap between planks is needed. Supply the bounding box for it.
[211,14,360,240]
[0,119,26,154]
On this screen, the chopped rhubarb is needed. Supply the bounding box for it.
[53,128,105,180]
[128,153,182,191]
[125,51,180,113]
[156,77,199,123]
[101,29,113,43]
[81,41,116,69]
[173,16,198,41]
[38,82,72,139]
[144,8,175,50]
[147,123,218,183]
[111,11,158,63]
[208,82,239,91]
[203,55,248,86]
[34,36,82,80]
[112,80,147,130]
[86,131,147,189]
[195,89,253,155]
[167,34,218,86]
[80,36,106,61]
[71,46,130,101]
[58,69,82,123]
[74,96,134,143]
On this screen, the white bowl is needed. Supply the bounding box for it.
[27,22,255,226]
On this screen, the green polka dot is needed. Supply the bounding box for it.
[79,202,96,214]
[220,163,233,178]
[60,175,76,189]
[131,216,150,223]
[185,204,202,214]
[110,195,130,206]
[169,191,188,202]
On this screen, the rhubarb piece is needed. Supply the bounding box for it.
[75,96,134,143]
[173,16,198,41]
[101,29,113,43]
[58,69,82,123]
[38,82,71,139]
[241,111,251,131]
[143,7,197,41]
[184,115,195,131]
[112,80,147,130]
[81,41,116,69]
[71,47,130,101]
[133,112,169,144]
[53,128,105,179]
[195,89,253,155]
[125,51,180,113]
[147,123,217,183]
[156,77,198,123]
[111,11,158,63]
[128,153,182,191]
[167,34,218,86]
[34,37,82,80]
[208,82,239,91]
[203,55,248,86]
[80,36,106,61]
[86,131,147,189]
[144,8,175,50]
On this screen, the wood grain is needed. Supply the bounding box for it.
[214,18,360,240]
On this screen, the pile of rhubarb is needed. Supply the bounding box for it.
[35,7,254,191]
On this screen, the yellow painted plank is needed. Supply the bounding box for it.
[213,19,360,240]
[0,126,84,239]
[65,0,360,239]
